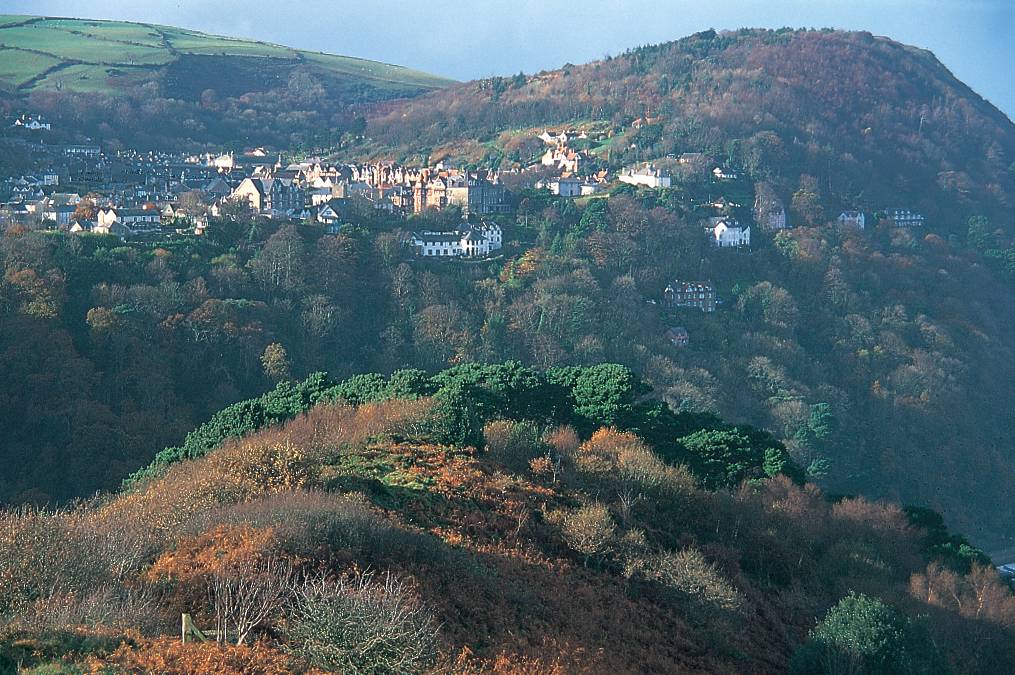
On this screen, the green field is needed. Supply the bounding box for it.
[0,48,60,87]
[0,15,453,96]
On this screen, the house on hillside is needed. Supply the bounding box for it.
[229,177,306,217]
[665,326,690,348]
[837,210,866,230]
[410,224,503,258]
[710,217,750,248]
[619,164,671,189]
[42,204,76,227]
[712,166,738,181]
[11,114,50,131]
[96,206,161,233]
[663,281,717,313]
[882,208,925,228]
[315,198,351,233]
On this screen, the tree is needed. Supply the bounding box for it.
[425,382,483,448]
[261,343,292,383]
[966,215,992,250]
[790,593,945,675]
[790,174,825,226]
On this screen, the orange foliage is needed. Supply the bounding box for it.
[93,637,322,675]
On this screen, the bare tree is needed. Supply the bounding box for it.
[208,556,295,645]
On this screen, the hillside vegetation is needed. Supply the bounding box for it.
[0,15,452,148]
[2,363,1011,673]
[368,28,1015,232]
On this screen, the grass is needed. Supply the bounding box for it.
[0,47,60,87]
[31,63,157,94]
[0,25,171,65]
[0,15,452,96]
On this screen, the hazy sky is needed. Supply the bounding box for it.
[2,0,1012,119]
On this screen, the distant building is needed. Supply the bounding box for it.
[315,197,351,229]
[710,217,751,248]
[96,207,161,233]
[229,177,306,216]
[837,210,866,230]
[619,163,671,189]
[410,224,503,258]
[665,326,690,348]
[883,208,925,228]
[42,204,76,227]
[663,281,717,313]
[11,114,50,131]
[712,166,738,181]
[549,176,582,197]
[754,187,787,230]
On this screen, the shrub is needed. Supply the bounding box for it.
[789,592,945,675]
[483,420,545,472]
[286,572,439,674]
[551,503,617,563]
[641,548,746,617]
[424,384,483,448]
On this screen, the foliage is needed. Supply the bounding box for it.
[790,592,946,675]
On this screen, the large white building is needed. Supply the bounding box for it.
[837,210,866,230]
[410,224,503,258]
[618,164,672,189]
[710,217,751,248]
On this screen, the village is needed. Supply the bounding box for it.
[1,112,930,354]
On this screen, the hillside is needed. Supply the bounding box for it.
[2,364,1011,674]
[367,28,1015,230]
[0,15,452,148]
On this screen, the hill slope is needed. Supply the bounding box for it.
[367,28,1015,228]
[0,15,450,97]
[0,15,452,148]
[1,364,1010,673]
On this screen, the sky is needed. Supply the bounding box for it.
[1,0,1012,119]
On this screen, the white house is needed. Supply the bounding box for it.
[12,114,50,131]
[883,208,925,228]
[549,176,582,197]
[619,164,672,189]
[837,210,866,230]
[711,217,751,248]
[411,224,503,258]
[712,166,738,181]
[96,207,161,232]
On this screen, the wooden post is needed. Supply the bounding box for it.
[181,613,216,644]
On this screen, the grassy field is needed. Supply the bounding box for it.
[0,48,61,88]
[0,15,452,96]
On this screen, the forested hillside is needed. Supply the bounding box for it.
[2,363,1009,673]
[369,28,1015,232]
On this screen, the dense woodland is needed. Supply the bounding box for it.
[4,175,1015,549]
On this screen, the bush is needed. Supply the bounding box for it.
[790,592,945,675]
[551,503,617,562]
[483,420,545,472]
[424,384,483,448]
[640,548,746,617]
[286,572,439,674]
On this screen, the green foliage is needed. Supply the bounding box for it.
[679,427,800,489]
[790,593,946,675]
[554,363,647,430]
[125,372,335,485]
[904,506,991,573]
[424,383,483,448]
